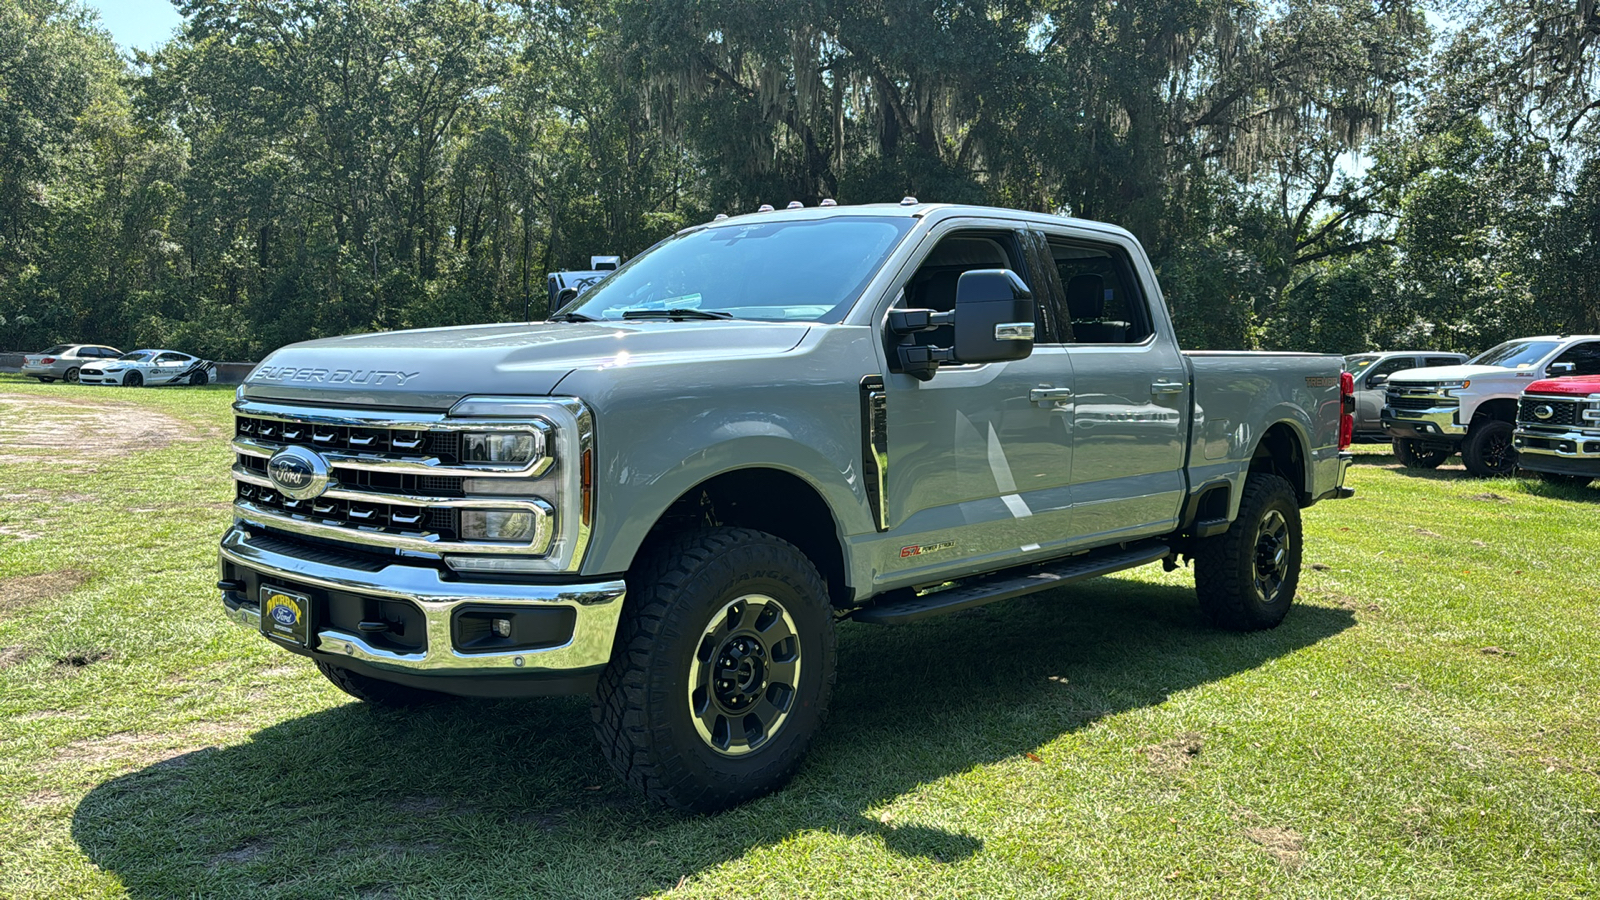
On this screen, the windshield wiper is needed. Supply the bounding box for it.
[547,311,597,322]
[621,308,735,320]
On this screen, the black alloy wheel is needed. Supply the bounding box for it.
[1392,439,1449,469]
[189,369,209,386]
[123,371,144,388]
[688,594,803,756]
[1461,420,1516,477]
[1194,472,1302,631]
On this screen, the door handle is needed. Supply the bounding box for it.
[1151,381,1185,395]
[1029,387,1073,404]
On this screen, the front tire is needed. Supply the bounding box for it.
[1392,439,1449,469]
[64,367,80,383]
[1194,472,1302,631]
[35,377,54,383]
[123,371,143,388]
[1461,420,1516,477]
[315,661,449,707]
[1536,470,1593,487]
[592,527,837,812]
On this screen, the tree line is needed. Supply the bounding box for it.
[1,0,1596,360]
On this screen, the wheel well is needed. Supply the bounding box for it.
[1250,423,1307,504]
[1471,398,1517,426]
[641,468,850,607]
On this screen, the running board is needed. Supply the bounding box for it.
[850,543,1172,626]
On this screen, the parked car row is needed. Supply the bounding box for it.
[1344,334,1600,485]
[21,345,218,387]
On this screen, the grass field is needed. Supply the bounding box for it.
[1,373,1597,899]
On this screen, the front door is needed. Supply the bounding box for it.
[872,224,1076,588]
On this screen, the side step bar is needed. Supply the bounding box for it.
[850,543,1173,626]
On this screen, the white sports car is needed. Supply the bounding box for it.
[78,349,220,387]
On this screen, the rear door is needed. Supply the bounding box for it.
[1040,229,1187,543]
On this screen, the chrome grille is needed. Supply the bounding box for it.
[237,416,460,462]
[1519,397,1580,427]
[1386,394,1446,412]
[238,483,458,540]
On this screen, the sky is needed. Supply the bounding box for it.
[83,0,184,53]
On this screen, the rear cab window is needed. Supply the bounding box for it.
[1045,240,1153,344]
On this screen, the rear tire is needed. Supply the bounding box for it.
[592,526,836,812]
[189,369,209,386]
[1536,470,1593,487]
[315,661,449,708]
[123,371,143,388]
[1461,420,1516,477]
[1194,472,1302,631]
[1392,439,1449,469]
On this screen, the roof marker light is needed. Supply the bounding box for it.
[819,199,837,207]
[757,204,774,212]
[787,201,803,209]
[900,196,918,206]
[713,213,728,220]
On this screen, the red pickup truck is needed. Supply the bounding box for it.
[1512,374,1600,487]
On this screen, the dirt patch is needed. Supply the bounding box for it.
[1468,492,1511,503]
[52,648,112,669]
[1412,527,1442,537]
[210,839,272,868]
[1137,732,1203,773]
[0,569,92,614]
[0,646,32,668]
[0,392,202,463]
[1244,825,1305,868]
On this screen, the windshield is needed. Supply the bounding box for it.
[559,216,915,322]
[117,351,154,362]
[1468,340,1559,369]
[1344,354,1379,373]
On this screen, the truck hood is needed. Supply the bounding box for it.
[241,320,812,409]
[1386,364,1522,384]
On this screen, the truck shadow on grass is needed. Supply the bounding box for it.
[72,580,1353,898]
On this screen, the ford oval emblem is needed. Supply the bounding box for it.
[1534,404,1555,420]
[266,445,331,500]
[271,604,299,626]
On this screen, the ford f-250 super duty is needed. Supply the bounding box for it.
[217,201,1353,810]
[1513,374,1600,487]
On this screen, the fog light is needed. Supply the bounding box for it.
[462,432,537,463]
[460,509,536,541]
[492,618,512,638]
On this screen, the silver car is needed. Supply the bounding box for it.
[21,344,123,383]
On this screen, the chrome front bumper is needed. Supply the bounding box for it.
[1381,405,1465,439]
[1513,428,1600,459]
[219,525,624,678]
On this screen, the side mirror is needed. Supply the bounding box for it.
[556,286,580,307]
[1548,362,1576,376]
[888,268,1036,381]
[1367,374,1387,387]
[951,269,1036,364]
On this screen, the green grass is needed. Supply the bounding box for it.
[1,374,1597,898]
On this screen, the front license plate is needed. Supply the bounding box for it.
[260,585,311,646]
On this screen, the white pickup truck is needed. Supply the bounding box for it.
[1382,335,1600,476]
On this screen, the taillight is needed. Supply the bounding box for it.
[1339,371,1355,450]
[40,357,55,364]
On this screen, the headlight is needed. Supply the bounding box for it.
[460,509,538,541]
[462,432,537,463]
[442,396,593,574]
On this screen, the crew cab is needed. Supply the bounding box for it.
[1382,335,1600,476]
[1512,375,1600,487]
[216,201,1353,810]
[1343,351,1466,439]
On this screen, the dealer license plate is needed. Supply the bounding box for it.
[260,585,311,646]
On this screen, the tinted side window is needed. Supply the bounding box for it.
[156,353,186,363]
[1046,240,1153,344]
[1367,357,1417,380]
[1552,341,1600,376]
[1425,356,1460,367]
[897,230,1028,349]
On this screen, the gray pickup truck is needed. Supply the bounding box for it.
[217,201,1352,810]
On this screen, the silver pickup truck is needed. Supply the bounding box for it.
[217,202,1352,810]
